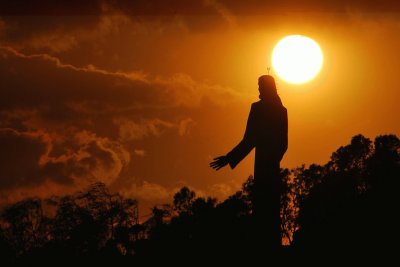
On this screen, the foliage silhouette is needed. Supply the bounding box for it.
[0,134,399,263]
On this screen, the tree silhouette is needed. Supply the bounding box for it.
[1,134,399,262]
[1,198,45,256]
[293,134,400,260]
[173,186,196,215]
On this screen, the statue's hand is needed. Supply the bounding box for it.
[209,156,229,170]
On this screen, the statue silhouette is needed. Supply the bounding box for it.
[210,75,288,252]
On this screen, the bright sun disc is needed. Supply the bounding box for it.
[272,35,323,84]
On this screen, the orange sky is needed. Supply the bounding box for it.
[0,1,399,212]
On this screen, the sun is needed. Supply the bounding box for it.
[272,35,323,84]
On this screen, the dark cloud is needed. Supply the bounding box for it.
[0,19,5,34]
[0,128,48,189]
[1,0,400,16]
[0,0,214,16]
[0,0,104,16]
[0,46,152,111]
[218,0,400,14]
[0,44,244,206]
[0,46,238,113]
[0,127,129,200]
[0,14,132,54]
[40,130,130,187]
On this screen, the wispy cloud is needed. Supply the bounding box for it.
[115,118,195,141]
[204,0,236,26]
[134,149,146,156]
[0,45,148,81]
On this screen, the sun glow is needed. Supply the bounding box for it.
[272,35,323,84]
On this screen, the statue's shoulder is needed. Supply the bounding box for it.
[251,100,262,108]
